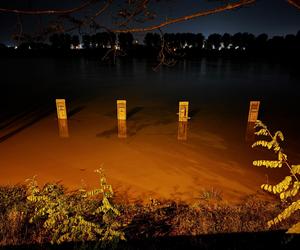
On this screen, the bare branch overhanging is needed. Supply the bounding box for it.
[0,0,97,15]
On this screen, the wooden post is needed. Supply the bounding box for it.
[248,101,260,123]
[177,121,188,140]
[57,119,69,138]
[117,100,126,120]
[118,120,127,138]
[245,122,255,143]
[178,101,190,122]
[56,99,67,120]
[56,99,68,138]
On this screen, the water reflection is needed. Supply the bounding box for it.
[118,120,127,138]
[177,121,188,141]
[57,119,69,138]
[245,122,255,143]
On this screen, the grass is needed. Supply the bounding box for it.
[1,183,300,249]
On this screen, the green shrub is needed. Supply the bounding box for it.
[26,169,125,247]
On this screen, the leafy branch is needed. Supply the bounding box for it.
[26,168,125,246]
[252,120,300,232]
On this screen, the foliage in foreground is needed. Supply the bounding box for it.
[252,120,300,233]
[20,169,123,247]
[1,182,300,247]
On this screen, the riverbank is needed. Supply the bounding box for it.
[0,182,299,249]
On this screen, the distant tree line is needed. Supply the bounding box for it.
[1,31,300,58]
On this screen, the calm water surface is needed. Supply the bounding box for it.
[0,57,299,202]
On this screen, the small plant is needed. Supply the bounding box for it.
[26,169,125,246]
[199,188,223,202]
[252,120,300,233]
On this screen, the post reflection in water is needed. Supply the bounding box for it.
[118,120,127,138]
[177,121,188,141]
[57,119,69,138]
[245,122,256,143]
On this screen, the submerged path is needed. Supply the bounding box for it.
[0,98,295,204]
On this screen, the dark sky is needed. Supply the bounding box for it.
[0,0,300,45]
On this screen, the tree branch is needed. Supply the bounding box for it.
[113,0,256,33]
[0,0,97,15]
[287,0,300,9]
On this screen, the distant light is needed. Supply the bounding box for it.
[14,46,18,49]
[71,44,83,50]
[235,46,239,50]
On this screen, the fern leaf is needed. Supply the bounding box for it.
[255,120,267,129]
[287,222,300,234]
[253,160,283,168]
[291,165,300,175]
[261,176,292,194]
[280,181,300,200]
[252,140,270,149]
[255,128,269,136]
[278,152,287,161]
[84,188,104,197]
[268,200,300,227]
[274,131,284,142]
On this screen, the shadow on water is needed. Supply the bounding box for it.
[0,107,55,143]
[0,106,85,143]
[67,106,85,117]
[1,232,298,250]
[127,106,144,119]
[96,118,173,138]
[96,127,118,138]
[189,108,201,118]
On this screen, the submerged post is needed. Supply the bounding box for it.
[177,101,190,140]
[246,101,260,142]
[177,121,188,140]
[57,119,69,138]
[178,101,190,122]
[118,120,127,138]
[56,99,67,120]
[247,101,260,123]
[56,99,69,138]
[117,100,127,121]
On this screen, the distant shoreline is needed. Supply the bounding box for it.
[1,46,299,63]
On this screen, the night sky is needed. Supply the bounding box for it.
[0,0,300,45]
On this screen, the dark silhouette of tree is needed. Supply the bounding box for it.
[49,33,71,49]
[144,33,161,48]
[195,33,205,49]
[268,36,285,51]
[163,33,176,49]
[222,33,231,49]
[71,35,80,48]
[0,43,7,49]
[255,33,268,51]
[206,33,222,50]
[242,32,255,50]
[18,42,49,50]
[118,32,133,50]
[285,34,298,51]
[231,32,243,49]
[82,34,92,49]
